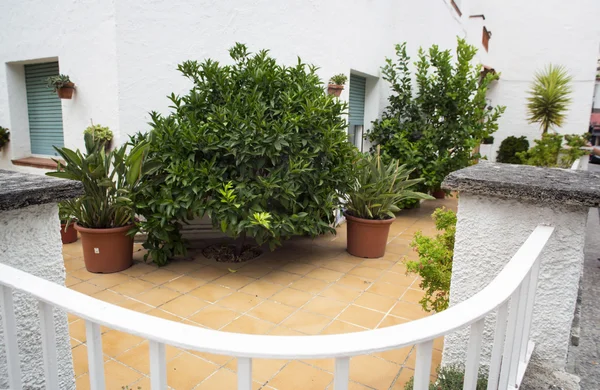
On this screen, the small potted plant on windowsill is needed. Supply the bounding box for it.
[0,126,9,151]
[328,73,348,97]
[47,74,75,99]
[47,133,155,273]
[58,202,78,244]
[344,148,433,258]
[84,122,114,150]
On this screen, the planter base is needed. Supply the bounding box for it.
[75,223,133,273]
[345,213,395,258]
[60,223,78,244]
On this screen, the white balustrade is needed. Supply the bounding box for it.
[0,226,554,390]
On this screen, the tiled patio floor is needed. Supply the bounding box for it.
[63,198,457,390]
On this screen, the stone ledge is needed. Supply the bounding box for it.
[0,169,83,211]
[442,162,600,208]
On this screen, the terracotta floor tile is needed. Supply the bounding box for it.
[235,263,274,278]
[70,337,81,348]
[140,269,181,285]
[302,296,348,317]
[65,275,82,287]
[161,260,203,274]
[270,288,313,307]
[120,262,156,277]
[195,367,262,390]
[116,340,181,374]
[91,289,127,305]
[187,350,233,366]
[159,294,209,317]
[135,286,181,307]
[433,336,444,351]
[319,259,357,273]
[337,275,372,290]
[338,305,384,329]
[189,283,234,303]
[70,282,105,296]
[379,271,416,286]
[189,266,231,281]
[349,355,400,389]
[375,346,413,365]
[368,281,408,299]
[166,352,220,389]
[390,301,429,320]
[247,301,296,324]
[281,310,332,334]
[118,298,154,313]
[354,292,397,313]
[260,270,302,286]
[67,268,95,283]
[377,315,409,328]
[391,367,415,389]
[305,267,344,282]
[302,358,334,373]
[288,277,329,295]
[239,280,284,298]
[331,253,365,265]
[162,275,206,293]
[110,279,155,297]
[103,359,144,390]
[188,305,239,329]
[360,258,396,271]
[401,288,426,304]
[279,262,317,276]
[212,273,256,289]
[226,358,288,383]
[87,273,132,289]
[268,326,306,336]
[217,292,264,312]
[347,266,385,281]
[319,285,362,303]
[320,320,367,335]
[68,312,81,323]
[269,361,333,390]
[75,373,90,390]
[221,315,275,335]
[390,262,409,275]
[386,241,411,255]
[69,319,87,342]
[72,343,89,376]
[101,330,144,357]
[147,308,183,322]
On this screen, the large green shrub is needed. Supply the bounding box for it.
[133,43,357,265]
[496,136,529,164]
[517,133,589,168]
[367,39,504,196]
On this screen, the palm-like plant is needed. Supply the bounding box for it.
[345,148,433,220]
[526,64,572,134]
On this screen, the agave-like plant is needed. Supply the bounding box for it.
[526,64,572,134]
[345,148,433,220]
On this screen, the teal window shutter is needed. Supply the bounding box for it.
[348,75,366,146]
[24,62,64,156]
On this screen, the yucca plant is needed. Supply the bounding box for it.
[47,133,158,228]
[345,148,433,220]
[526,64,572,134]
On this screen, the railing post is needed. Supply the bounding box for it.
[39,301,59,389]
[85,321,106,390]
[413,341,433,390]
[149,341,167,389]
[487,302,509,390]
[334,357,350,390]
[237,357,252,390]
[0,286,23,390]
[463,319,485,390]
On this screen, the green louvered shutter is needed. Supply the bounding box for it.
[348,74,366,147]
[24,62,64,156]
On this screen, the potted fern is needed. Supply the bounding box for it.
[47,134,155,273]
[328,73,348,97]
[344,148,433,258]
[46,74,75,99]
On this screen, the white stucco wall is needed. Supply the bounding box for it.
[593,81,600,110]
[480,0,600,161]
[0,203,74,389]
[442,194,587,370]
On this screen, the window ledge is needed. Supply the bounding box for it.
[12,157,61,170]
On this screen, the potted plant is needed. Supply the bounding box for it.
[46,74,75,99]
[58,202,78,244]
[0,126,9,151]
[47,133,154,273]
[84,123,114,150]
[344,148,433,258]
[328,73,348,97]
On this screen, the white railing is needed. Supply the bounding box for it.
[0,226,554,390]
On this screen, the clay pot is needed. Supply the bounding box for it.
[432,189,446,199]
[327,84,344,97]
[57,82,75,99]
[75,223,134,273]
[60,223,78,244]
[345,212,395,258]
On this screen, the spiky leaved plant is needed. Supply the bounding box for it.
[526,64,572,134]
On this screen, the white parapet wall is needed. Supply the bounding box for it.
[0,170,82,389]
[441,162,600,373]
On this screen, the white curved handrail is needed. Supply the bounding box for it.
[0,225,554,360]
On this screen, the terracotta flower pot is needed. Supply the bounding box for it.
[60,223,78,244]
[57,82,75,99]
[75,223,134,273]
[345,212,395,258]
[432,189,446,199]
[327,84,344,97]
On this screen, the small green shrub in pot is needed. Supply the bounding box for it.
[517,133,590,168]
[406,207,456,312]
[84,123,113,149]
[344,148,433,258]
[0,126,9,150]
[496,136,529,164]
[46,74,75,99]
[329,73,348,86]
[132,43,357,265]
[328,73,348,97]
[404,364,488,390]
[58,201,78,244]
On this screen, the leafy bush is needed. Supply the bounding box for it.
[47,133,156,228]
[527,64,572,134]
[132,43,357,265]
[496,136,529,164]
[482,136,494,145]
[404,365,488,390]
[367,39,504,195]
[84,123,113,148]
[406,207,456,312]
[329,73,348,85]
[0,126,9,150]
[517,133,590,168]
[46,74,72,92]
[344,148,433,220]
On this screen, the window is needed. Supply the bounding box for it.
[348,74,366,151]
[482,27,491,52]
